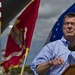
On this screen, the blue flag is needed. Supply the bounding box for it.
[45,3,75,44]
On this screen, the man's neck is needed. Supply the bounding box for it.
[65,36,75,43]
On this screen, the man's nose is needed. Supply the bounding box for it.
[68,24,72,30]
[67,23,72,29]
[68,23,72,27]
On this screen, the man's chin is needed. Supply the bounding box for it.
[66,34,74,37]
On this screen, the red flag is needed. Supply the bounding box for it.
[2,0,40,71]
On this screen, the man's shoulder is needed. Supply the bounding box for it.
[45,39,62,48]
[43,39,62,52]
[49,39,61,44]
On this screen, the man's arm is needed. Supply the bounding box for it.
[36,61,52,75]
[36,57,64,75]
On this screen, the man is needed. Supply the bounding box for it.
[30,12,75,75]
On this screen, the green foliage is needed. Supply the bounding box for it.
[10,66,33,74]
[2,66,33,75]
[24,66,33,74]
[10,67,21,74]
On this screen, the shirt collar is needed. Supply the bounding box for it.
[61,36,71,45]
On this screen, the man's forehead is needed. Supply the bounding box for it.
[65,17,75,20]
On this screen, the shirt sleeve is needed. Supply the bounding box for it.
[30,44,53,75]
[68,51,75,64]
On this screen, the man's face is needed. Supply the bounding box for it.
[62,17,75,37]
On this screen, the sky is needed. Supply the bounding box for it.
[1,0,75,65]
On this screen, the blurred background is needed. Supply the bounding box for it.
[1,0,75,68]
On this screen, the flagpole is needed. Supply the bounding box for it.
[24,0,34,10]
[20,0,34,75]
[20,48,29,75]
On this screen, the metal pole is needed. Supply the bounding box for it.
[20,48,29,75]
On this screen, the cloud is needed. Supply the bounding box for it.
[39,0,74,19]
